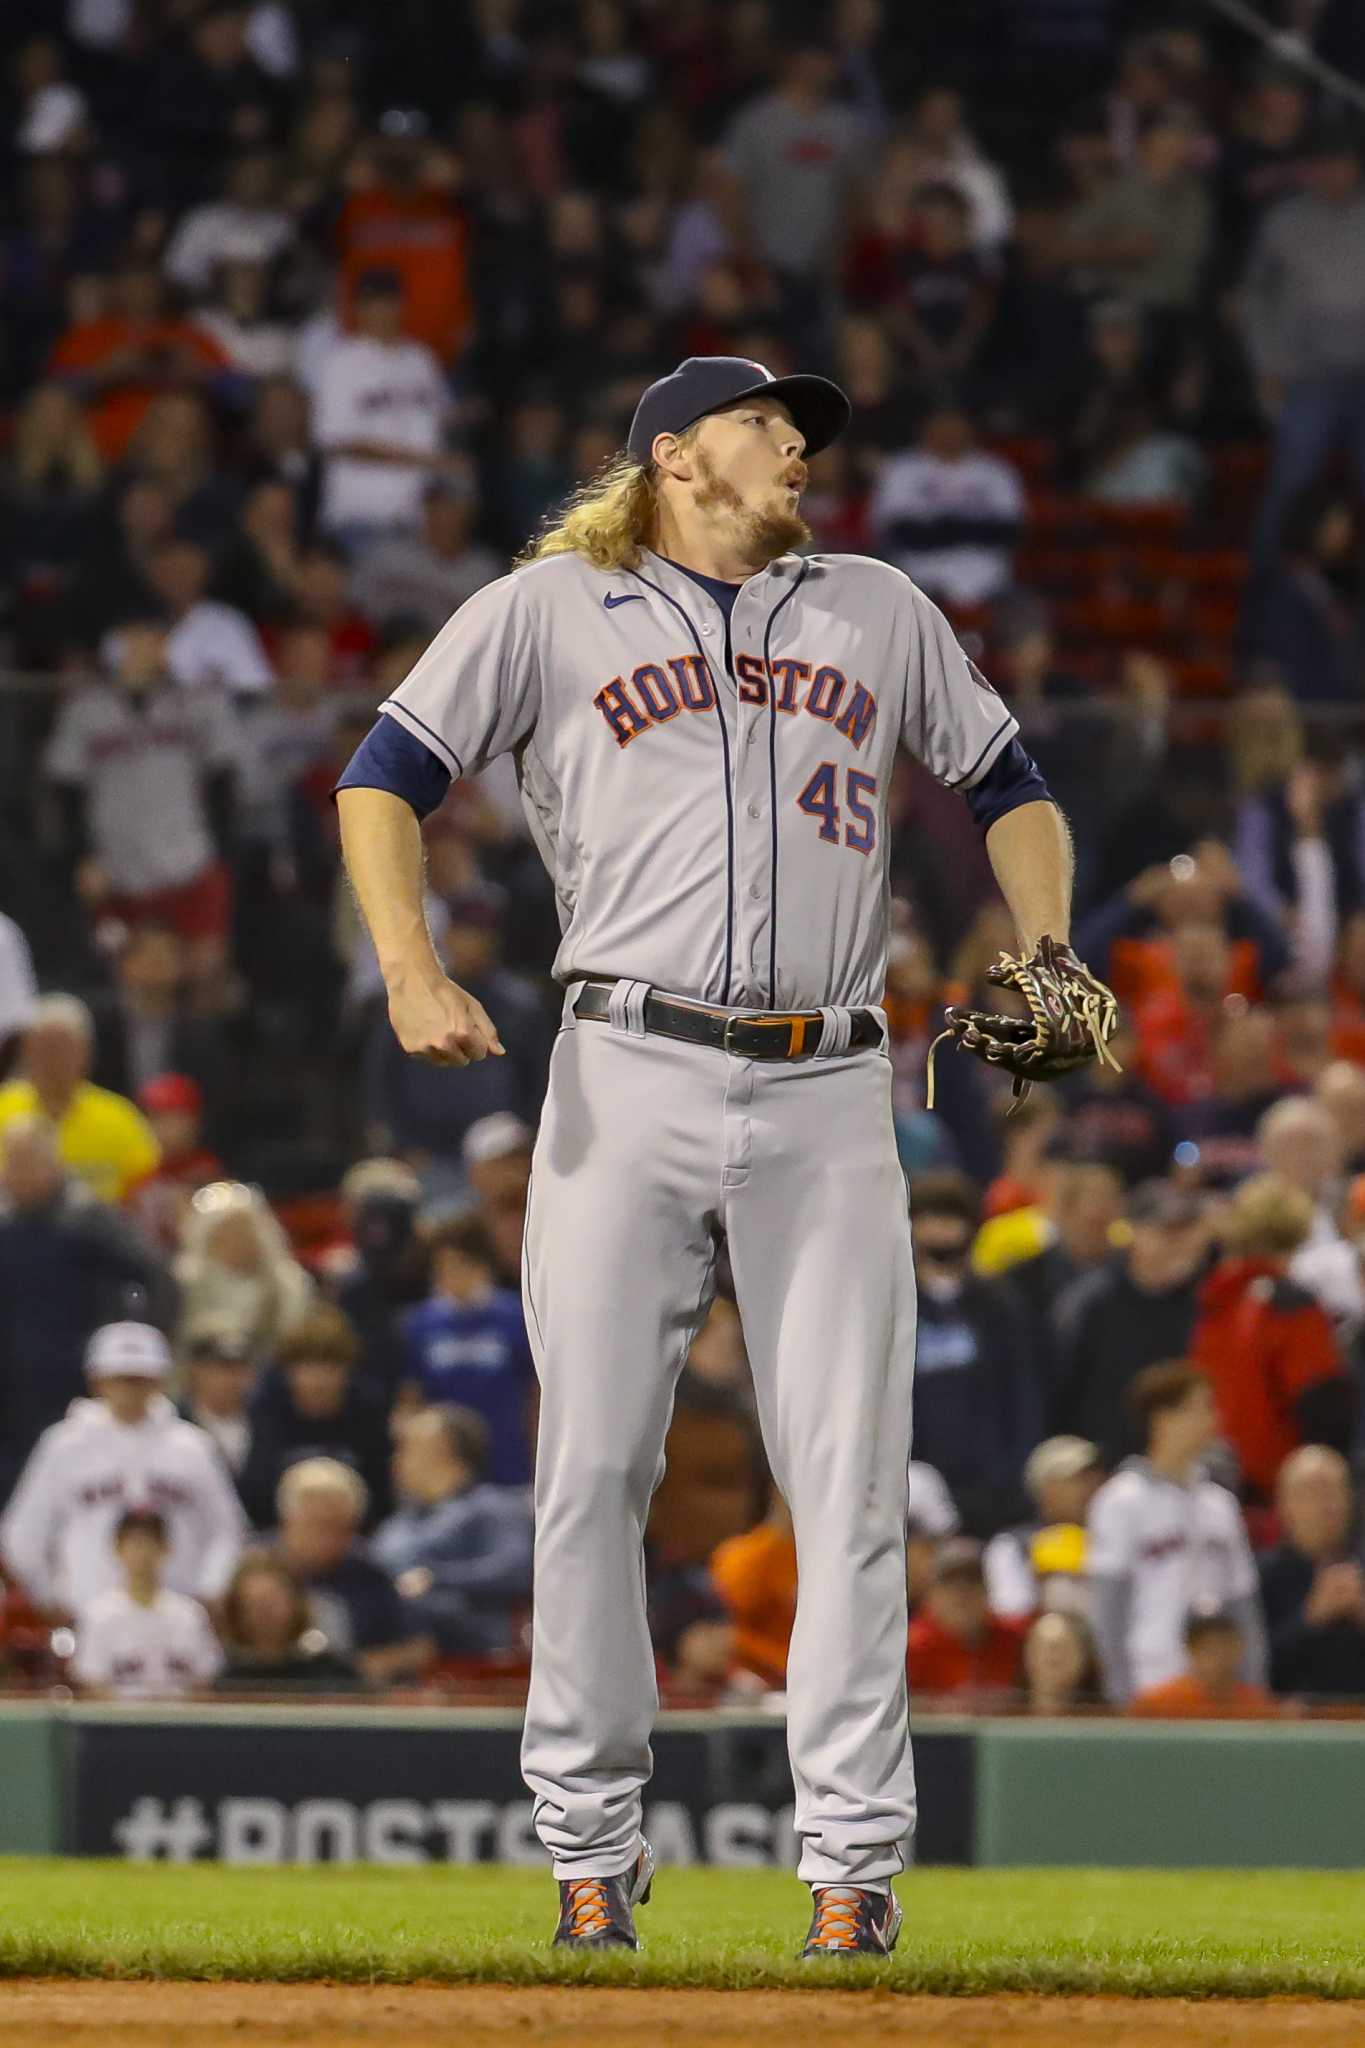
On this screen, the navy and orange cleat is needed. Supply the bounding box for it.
[800,1884,903,1959]
[552,1840,656,1950]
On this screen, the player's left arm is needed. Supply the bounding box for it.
[982,796,1075,953]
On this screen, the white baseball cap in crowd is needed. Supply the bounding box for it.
[86,1321,173,1380]
[1024,1435,1102,1499]
[462,1113,534,1167]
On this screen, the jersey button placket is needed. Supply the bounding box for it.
[732,603,769,1004]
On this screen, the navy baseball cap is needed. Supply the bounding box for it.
[627,355,851,466]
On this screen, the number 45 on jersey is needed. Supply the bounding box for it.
[797,764,878,855]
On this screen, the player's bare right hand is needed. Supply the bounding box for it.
[387,971,505,1066]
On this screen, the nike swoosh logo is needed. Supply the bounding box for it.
[603,593,645,610]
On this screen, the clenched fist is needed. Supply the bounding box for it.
[388,969,505,1067]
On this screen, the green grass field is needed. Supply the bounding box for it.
[0,1861,1362,1997]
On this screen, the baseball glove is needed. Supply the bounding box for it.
[926,934,1120,1110]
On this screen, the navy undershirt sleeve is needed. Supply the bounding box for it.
[334,712,453,821]
[964,737,1052,834]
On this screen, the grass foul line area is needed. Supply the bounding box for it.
[1,1863,1363,1998]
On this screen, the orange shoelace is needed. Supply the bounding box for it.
[563,1878,614,1939]
[810,1887,866,1950]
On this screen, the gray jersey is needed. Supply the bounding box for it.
[381,548,1017,1010]
[44,681,238,895]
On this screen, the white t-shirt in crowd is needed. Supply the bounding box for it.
[0,911,37,1039]
[165,601,275,697]
[314,335,447,533]
[1086,1459,1257,1695]
[73,1584,224,1698]
[870,449,1025,608]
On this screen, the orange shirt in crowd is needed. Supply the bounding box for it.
[906,1611,1027,1699]
[1191,1256,1346,1501]
[49,318,229,459]
[1127,1676,1281,1719]
[338,190,472,363]
[710,1519,797,1687]
[1106,933,1263,1019]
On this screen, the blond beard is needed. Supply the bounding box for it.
[692,446,810,566]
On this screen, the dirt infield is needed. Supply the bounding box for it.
[3,1984,1363,2047]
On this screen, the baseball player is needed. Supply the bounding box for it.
[335,355,1117,1956]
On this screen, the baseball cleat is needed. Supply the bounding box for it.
[552,1839,655,1950]
[800,1884,903,1959]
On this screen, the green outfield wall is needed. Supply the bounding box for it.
[1,1703,1361,1868]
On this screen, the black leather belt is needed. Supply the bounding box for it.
[572,979,882,1061]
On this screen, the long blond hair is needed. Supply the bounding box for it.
[517,431,699,572]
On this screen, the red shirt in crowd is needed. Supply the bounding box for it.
[49,317,229,459]
[1191,1256,1347,1500]
[906,1611,1027,1699]
[1128,1675,1281,1720]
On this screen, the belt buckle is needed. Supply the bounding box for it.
[722,1012,744,1056]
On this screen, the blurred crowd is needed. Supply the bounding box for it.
[2,0,1365,1715]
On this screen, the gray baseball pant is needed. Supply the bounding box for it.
[519,985,918,1888]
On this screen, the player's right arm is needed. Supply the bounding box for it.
[337,786,505,1066]
[335,570,542,1067]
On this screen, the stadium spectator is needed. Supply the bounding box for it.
[314,268,451,553]
[364,901,550,1196]
[906,1538,1028,1704]
[71,1506,223,1700]
[1258,1445,1365,1700]
[1087,1362,1265,1706]
[162,147,294,298]
[648,1298,765,1569]
[1292,1166,1365,1340]
[0,995,159,1206]
[1021,1609,1101,1716]
[868,402,1025,608]
[47,258,230,462]
[92,924,234,1125]
[43,622,239,1000]
[1244,121,1365,563]
[66,478,173,644]
[887,183,997,398]
[271,1457,430,1685]
[1128,1611,1281,1719]
[372,1405,534,1657]
[239,1303,391,1530]
[984,1436,1104,1620]
[711,1488,797,1690]
[2,382,105,605]
[150,1,281,180]
[1057,1021,1173,1189]
[975,1155,1125,1338]
[398,1211,534,1489]
[1052,1180,1208,1464]
[175,1180,314,1358]
[1242,489,1365,704]
[327,1158,428,1398]
[146,536,274,697]
[131,1073,226,1252]
[0,1319,245,1619]
[0,1116,174,1501]
[350,469,501,635]
[336,120,472,368]
[1062,109,1212,314]
[214,1548,363,1695]
[1255,1096,1345,1244]
[1192,1173,1352,1502]
[462,1113,534,1291]
[909,1170,1045,1534]
[1315,1062,1365,1177]
[216,479,306,627]
[176,1321,256,1489]
[120,390,242,551]
[723,37,866,344]
[0,912,37,1062]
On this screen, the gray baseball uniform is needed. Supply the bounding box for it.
[381,544,1018,1886]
